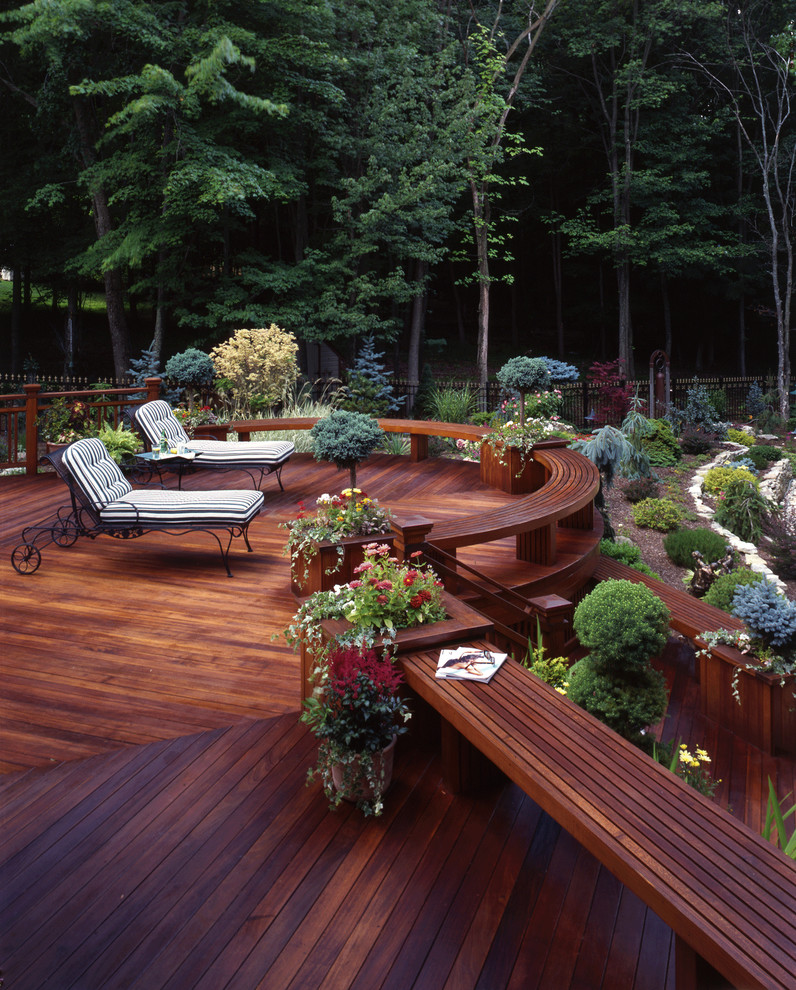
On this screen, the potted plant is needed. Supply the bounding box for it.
[481,356,572,493]
[281,488,394,595]
[310,409,385,490]
[284,542,449,659]
[301,641,411,816]
[38,397,95,450]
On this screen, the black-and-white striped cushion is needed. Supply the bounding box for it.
[136,400,190,447]
[99,488,264,525]
[187,439,294,464]
[64,438,133,509]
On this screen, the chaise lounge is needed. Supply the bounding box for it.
[11,438,265,577]
[133,400,294,490]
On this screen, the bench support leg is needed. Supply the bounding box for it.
[516,524,556,565]
[441,721,501,794]
[675,935,732,990]
[410,434,429,462]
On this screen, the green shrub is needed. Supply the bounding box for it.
[599,539,660,579]
[621,477,660,503]
[569,580,670,748]
[566,659,668,749]
[632,498,682,531]
[641,419,681,466]
[714,475,771,543]
[164,347,215,387]
[663,528,729,568]
[524,652,569,691]
[428,383,479,423]
[703,569,764,612]
[680,426,718,454]
[727,428,752,447]
[310,410,385,490]
[573,579,671,673]
[745,444,784,470]
[702,464,757,496]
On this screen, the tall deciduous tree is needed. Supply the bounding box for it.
[452,0,561,394]
[681,1,794,418]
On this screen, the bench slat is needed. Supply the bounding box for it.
[399,646,796,990]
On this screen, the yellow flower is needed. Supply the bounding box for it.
[696,748,711,762]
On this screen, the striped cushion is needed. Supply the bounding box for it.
[136,400,190,447]
[100,488,264,525]
[64,438,133,509]
[186,439,294,464]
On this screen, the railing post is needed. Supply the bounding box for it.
[145,377,162,402]
[528,594,574,658]
[23,383,41,477]
[390,514,434,561]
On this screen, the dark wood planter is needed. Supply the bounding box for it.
[696,639,796,756]
[479,438,569,494]
[192,424,229,441]
[300,592,494,703]
[290,532,397,598]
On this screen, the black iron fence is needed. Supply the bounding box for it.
[388,374,791,429]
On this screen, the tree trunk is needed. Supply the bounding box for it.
[474,184,491,407]
[551,229,564,359]
[406,259,428,415]
[72,99,131,380]
[64,284,78,377]
[617,261,633,379]
[10,265,22,375]
[661,272,672,358]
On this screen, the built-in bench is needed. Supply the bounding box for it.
[593,556,796,756]
[220,417,489,463]
[397,639,796,990]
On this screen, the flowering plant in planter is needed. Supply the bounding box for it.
[281,489,393,582]
[172,404,223,438]
[282,543,448,658]
[484,415,571,462]
[302,641,411,815]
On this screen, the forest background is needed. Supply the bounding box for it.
[0,0,793,415]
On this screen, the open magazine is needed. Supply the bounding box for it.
[436,645,507,683]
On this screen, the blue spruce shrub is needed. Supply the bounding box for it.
[731,581,796,649]
[537,357,579,383]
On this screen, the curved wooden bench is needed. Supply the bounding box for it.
[225,417,489,463]
[224,417,600,569]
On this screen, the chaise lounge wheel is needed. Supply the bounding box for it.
[52,521,78,547]
[11,544,42,574]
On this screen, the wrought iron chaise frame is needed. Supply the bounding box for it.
[11,443,264,578]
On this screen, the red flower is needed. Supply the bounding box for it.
[377,594,388,604]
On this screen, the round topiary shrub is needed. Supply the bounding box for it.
[495,356,551,424]
[566,659,669,748]
[311,410,385,490]
[702,569,764,613]
[663,528,729,568]
[702,464,757,496]
[632,497,682,531]
[164,348,215,387]
[573,579,671,673]
[569,579,670,748]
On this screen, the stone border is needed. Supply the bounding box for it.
[688,443,787,590]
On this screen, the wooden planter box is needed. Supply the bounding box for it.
[300,592,494,703]
[479,437,570,494]
[192,424,229,441]
[696,640,796,756]
[290,532,397,598]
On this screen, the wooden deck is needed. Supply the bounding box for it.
[1,453,794,989]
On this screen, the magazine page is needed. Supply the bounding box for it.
[436,645,507,683]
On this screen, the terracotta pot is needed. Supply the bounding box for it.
[331,734,398,804]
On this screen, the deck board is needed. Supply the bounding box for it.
[1,453,794,989]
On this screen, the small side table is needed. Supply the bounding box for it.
[132,450,198,489]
